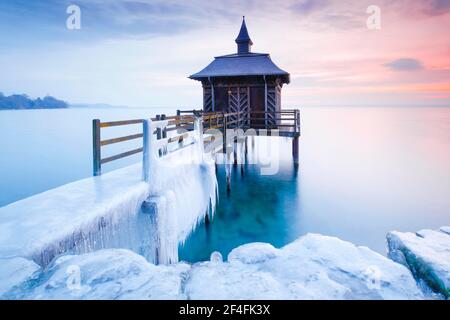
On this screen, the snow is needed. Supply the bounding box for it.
[227,242,278,264]
[3,249,189,300]
[186,234,423,300]
[0,257,40,295]
[3,234,423,300]
[387,228,450,297]
[0,130,217,267]
[0,164,149,267]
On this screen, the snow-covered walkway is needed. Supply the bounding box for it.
[0,164,149,266]
[0,144,217,267]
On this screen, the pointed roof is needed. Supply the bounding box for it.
[189,17,290,84]
[235,16,253,46]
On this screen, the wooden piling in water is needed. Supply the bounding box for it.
[240,149,245,176]
[226,153,232,193]
[244,136,248,156]
[222,114,227,154]
[292,136,299,165]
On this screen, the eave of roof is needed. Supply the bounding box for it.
[189,53,290,83]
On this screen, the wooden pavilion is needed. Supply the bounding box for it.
[189,17,290,128]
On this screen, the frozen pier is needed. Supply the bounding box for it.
[0,115,218,267]
[0,109,299,268]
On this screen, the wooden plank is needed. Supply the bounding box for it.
[101,147,143,164]
[249,111,296,114]
[166,124,193,132]
[167,132,189,144]
[167,119,194,126]
[100,119,143,128]
[249,117,295,121]
[100,133,143,146]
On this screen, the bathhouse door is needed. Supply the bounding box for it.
[227,86,250,127]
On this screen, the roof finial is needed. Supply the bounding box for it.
[235,16,253,54]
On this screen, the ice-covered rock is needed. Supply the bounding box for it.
[2,234,424,300]
[186,234,423,300]
[0,257,40,296]
[387,228,450,297]
[3,249,189,300]
[227,242,278,264]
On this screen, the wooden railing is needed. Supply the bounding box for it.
[178,109,300,134]
[92,109,300,177]
[92,114,197,176]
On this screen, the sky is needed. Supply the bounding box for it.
[0,0,449,107]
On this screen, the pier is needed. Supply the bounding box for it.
[92,109,301,187]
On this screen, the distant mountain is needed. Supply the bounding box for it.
[0,93,68,110]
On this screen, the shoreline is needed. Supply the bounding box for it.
[2,228,448,300]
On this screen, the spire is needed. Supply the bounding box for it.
[235,16,253,54]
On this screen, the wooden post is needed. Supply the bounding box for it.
[142,119,151,182]
[244,136,248,158]
[294,110,300,135]
[226,153,231,193]
[141,198,159,264]
[240,142,245,176]
[194,116,204,160]
[156,115,161,138]
[292,136,299,165]
[161,114,167,139]
[156,115,162,156]
[264,75,268,128]
[222,113,227,154]
[161,114,167,155]
[176,110,185,147]
[92,119,101,176]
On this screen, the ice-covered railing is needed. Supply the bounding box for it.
[0,115,217,267]
[140,117,218,264]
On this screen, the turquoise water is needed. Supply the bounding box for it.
[180,107,450,260]
[180,138,301,262]
[0,107,449,258]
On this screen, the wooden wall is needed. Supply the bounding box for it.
[201,76,283,127]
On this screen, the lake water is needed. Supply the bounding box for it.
[0,107,449,258]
